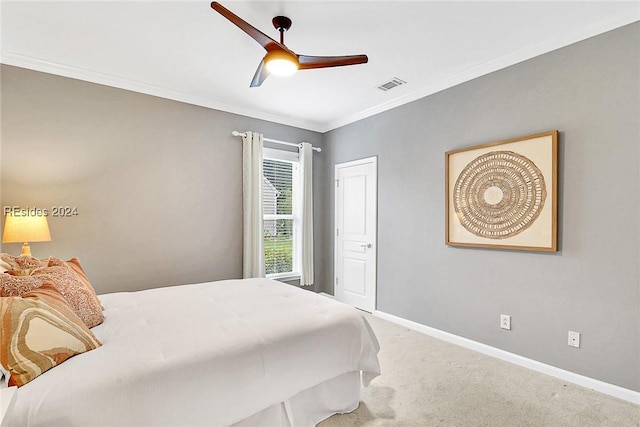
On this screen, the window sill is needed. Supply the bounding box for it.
[267,272,301,282]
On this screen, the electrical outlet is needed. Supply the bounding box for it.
[568,331,580,348]
[500,314,511,330]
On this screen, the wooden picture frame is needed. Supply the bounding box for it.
[445,130,558,252]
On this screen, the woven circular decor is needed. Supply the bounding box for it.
[453,150,546,239]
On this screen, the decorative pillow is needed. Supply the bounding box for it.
[6,266,47,277]
[0,254,48,271]
[0,273,43,297]
[0,283,102,387]
[32,260,104,328]
[64,258,105,311]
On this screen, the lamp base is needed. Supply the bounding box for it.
[20,243,32,257]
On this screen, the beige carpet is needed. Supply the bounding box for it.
[319,314,639,427]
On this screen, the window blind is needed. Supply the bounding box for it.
[263,158,296,275]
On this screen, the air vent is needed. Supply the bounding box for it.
[377,77,406,91]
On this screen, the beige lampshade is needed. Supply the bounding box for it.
[2,213,51,250]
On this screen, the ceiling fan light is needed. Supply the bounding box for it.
[264,50,299,76]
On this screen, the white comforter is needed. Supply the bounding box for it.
[7,278,380,426]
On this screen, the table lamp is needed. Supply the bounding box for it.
[2,213,51,257]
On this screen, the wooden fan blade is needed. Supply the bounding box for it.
[211,2,282,52]
[250,59,270,87]
[297,54,368,70]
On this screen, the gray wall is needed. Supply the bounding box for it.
[0,65,324,293]
[320,23,639,392]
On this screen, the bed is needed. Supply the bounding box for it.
[3,277,380,426]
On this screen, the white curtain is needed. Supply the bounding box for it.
[299,142,314,286]
[242,132,265,278]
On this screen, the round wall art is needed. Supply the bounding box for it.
[445,130,557,252]
[453,150,547,240]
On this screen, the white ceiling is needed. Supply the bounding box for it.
[1,1,638,132]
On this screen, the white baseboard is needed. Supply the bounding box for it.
[374,310,640,405]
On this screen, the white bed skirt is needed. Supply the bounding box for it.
[233,371,361,427]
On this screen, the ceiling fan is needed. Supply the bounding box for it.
[210,2,368,87]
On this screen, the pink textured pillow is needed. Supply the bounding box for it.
[0,254,48,271]
[0,273,43,297]
[32,260,104,328]
[64,258,104,309]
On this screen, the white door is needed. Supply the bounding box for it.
[334,157,377,312]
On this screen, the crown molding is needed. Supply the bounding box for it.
[0,51,325,133]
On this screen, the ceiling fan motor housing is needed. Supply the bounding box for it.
[272,16,292,32]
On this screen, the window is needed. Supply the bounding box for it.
[263,148,300,278]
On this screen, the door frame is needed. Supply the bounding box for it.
[334,156,378,312]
